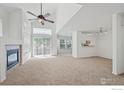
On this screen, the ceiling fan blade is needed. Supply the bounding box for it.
[43,13,50,18]
[44,19,54,23]
[27,11,37,17]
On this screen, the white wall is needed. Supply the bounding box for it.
[78,32,97,57]
[97,31,112,59]
[21,12,32,63]
[78,31,97,58]
[72,31,112,59]
[60,4,124,33]
[0,8,9,82]
[8,10,22,43]
[56,4,82,32]
[72,31,97,58]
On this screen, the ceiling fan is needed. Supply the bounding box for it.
[27,3,54,25]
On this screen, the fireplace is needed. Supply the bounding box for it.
[6,45,20,70]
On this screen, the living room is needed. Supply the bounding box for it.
[0,3,124,86]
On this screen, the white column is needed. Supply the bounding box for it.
[51,31,57,56]
[0,20,6,82]
[112,13,124,75]
[0,38,6,82]
[112,14,118,75]
[0,19,2,37]
[72,31,78,57]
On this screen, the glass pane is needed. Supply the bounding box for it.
[60,39,65,43]
[33,28,51,35]
[8,53,17,62]
[60,44,65,49]
[33,37,50,56]
[66,40,72,49]
[60,39,65,49]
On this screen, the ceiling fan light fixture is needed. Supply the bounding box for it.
[38,18,43,23]
[38,18,44,25]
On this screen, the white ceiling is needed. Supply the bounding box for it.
[59,3,124,34]
[1,3,124,36]
[0,4,21,13]
[56,3,82,32]
[0,3,58,19]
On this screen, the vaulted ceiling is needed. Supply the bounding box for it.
[0,3,58,19]
[58,3,124,36]
[1,3,124,36]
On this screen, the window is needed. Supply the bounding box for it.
[33,28,51,35]
[60,39,66,49]
[66,40,71,49]
[60,39,72,49]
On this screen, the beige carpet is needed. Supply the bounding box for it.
[1,56,124,85]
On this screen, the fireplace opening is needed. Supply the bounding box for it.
[7,48,19,70]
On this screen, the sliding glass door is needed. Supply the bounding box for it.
[33,37,51,56]
[32,28,52,56]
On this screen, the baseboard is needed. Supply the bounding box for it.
[112,71,124,75]
[97,56,112,60]
[72,56,100,59]
[73,56,112,60]
[0,76,6,83]
[112,71,119,75]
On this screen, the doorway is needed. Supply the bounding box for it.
[32,28,52,56]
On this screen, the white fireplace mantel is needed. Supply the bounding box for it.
[5,39,23,45]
